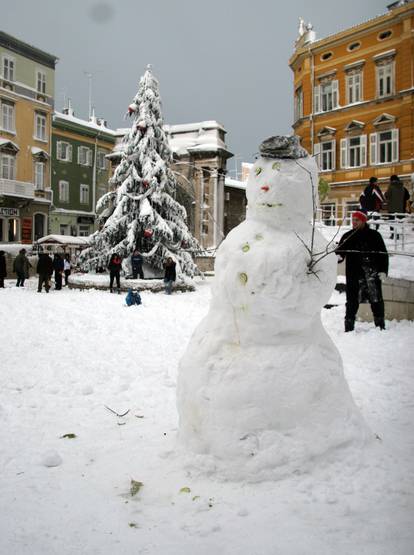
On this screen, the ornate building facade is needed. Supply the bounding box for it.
[289,1,414,223]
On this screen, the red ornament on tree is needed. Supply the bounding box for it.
[142,180,150,188]
[143,229,153,238]
[127,103,137,115]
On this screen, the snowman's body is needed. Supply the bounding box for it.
[177,147,369,481]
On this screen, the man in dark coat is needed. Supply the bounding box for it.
[385,174,410,239]
[52,253,64,290]
[360,177,385,213]
[0,250,6,288]
[13,248,31,287]
[131,250,144,279]
[337,211,388,332]
[37,252,53,293]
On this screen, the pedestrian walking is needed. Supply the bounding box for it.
[37,252,53,293]
[0,250,6,288]
[13,248,31,287]
[131,250,144,279]
[360,177,384,229]
[336,211,389,332]
[108,253,122,293]
[63,254,71,286]
[385,174,410,239]
[163,257,176,295]
[52,253,64,290]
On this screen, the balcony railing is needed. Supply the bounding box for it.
[0,179,52,203]
[0,178,35,199]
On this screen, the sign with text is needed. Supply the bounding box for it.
[0,207,19,217]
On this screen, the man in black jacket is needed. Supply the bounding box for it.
[337,211,388,332]
[37,252,53,293]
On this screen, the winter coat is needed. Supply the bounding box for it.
[0,252,6,278]
[37,254,53,276]
[360,184,384,212]
[385,182,410,214]
[125,289,142,306]
[131,254,143,269]
[53,257,64,272]
[336,225,388,282]
[108,256,122,273]
[13,253,31,277]
[164,261,176,281]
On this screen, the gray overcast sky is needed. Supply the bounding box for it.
[3,0,386,175]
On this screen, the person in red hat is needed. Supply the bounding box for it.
[336,211,388,331]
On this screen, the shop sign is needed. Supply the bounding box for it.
[0,207,19,217]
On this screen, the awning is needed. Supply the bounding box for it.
[31,146,49,159]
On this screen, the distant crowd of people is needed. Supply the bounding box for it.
[0,247,177,296]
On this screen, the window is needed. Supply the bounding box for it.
[347,41,361,52]
[78,224,90,237]
[34,162,45,189]
[370,129,399,165]
[321,141,335,171]
[344,201,360,225]
[56,141,72,161]
[314,80,339,113]
[321,52,333,61]
[340,136,367,168]
[80,184,89,204]
[294,87,303,121]
[346,71,362,104]
[378,30,392,41]
[3,57,15,81]
[36,71,46,94]
[59,180,69,202]
[97,150,107,170]
[376,61,394,98]
[1,100,15,132]
[60,224,69,235]
[0,153,16,179]
[35,113,47,141]
[78,146,92,166]
[321,203,336,226]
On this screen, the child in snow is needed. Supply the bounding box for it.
[125,288,142,306]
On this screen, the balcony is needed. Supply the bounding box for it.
[0,178,35,199]
[0,179,53,203]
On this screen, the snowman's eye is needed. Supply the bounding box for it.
[255,167,263,176]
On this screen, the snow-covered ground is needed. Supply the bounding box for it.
[0,279,413,555]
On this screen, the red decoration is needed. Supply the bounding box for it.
[142,180,150,188]
[137,121,147,130]
[144,229,153,238]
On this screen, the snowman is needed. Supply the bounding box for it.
[177,136,370,481]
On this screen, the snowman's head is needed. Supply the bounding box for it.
[246,153,318,230]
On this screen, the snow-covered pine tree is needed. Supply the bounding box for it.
[80,65,202,277]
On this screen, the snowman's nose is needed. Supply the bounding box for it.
[261,186,269,192]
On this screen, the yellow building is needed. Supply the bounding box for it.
[289,1,414,223]
[0,31,57,243]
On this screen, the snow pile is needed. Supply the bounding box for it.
[177,146,370,481]
[0,281,413,554]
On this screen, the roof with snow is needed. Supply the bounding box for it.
[225,177,246,190]
[36,234,90,246]
[53,112,117,141]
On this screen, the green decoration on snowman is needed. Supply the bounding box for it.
[255,167,263,176]
[242,243,250,252]
[239,272,248,285]
[272,162,281,171]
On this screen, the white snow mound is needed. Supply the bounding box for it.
[177,153,371,481]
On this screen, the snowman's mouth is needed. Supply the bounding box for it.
[258,202,283,208]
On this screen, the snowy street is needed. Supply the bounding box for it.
[0,279,413,555]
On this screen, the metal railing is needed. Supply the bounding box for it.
[316,210,414,254]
